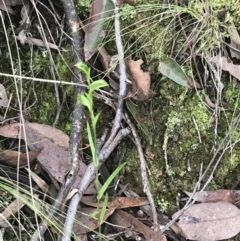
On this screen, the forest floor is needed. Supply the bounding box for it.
[1,0,240,240]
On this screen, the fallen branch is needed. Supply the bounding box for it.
[102,0,127,148]
[30,0,85,239]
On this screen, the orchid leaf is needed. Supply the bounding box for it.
[159,57,188,87]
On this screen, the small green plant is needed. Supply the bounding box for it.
[157,198,170,213]
[76,62,126,230]
[120,4,137,21]
[76,62,108,167]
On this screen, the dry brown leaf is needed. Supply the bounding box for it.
[0,122,69,149]
[185,190,240,203]
[209,56,240,80]
[81,196,149,209]
[120,184,171,227]
[26,168,57,200]
[205,189,234,204]
[110,209,166,241]
[0,197,25,229]
[84,0,114,61]
[228,23,240,59]
[125,58,155,101]
[65,189,79,202]
[0,4,14,14]
[98,47,111,70]
[73,207,115,234]
[0,84,9,108]
[185,190,212,202]
[97,48,120,91]
[80,195,102,208]
[173,201,240,240]
[0,148,43,167]
[108,197,149,209]
[0,0,25,6]
[0,123,96,194]
[186,77,201,89]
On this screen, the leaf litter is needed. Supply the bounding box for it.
[111,209,166,241]
[0,122,96,194]
[84,0,114,61]
[227,23,240,59]
[0,84,9,108]
[208,55,240,81]
[0,121,166,240]
[0,148,43,167]
[125,57,155,101]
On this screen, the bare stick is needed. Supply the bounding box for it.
[30,0,85,239]
[103,0,127,148]
[124,112,158,231]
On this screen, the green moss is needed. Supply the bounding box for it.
[120,4,137,21]
[76,0,92,18]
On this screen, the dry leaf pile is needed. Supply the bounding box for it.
[0,120,167,240]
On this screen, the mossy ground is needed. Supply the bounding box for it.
[114,0,240,214]
[2,0,240,220]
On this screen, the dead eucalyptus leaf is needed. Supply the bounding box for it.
[0,148,43,167]
[111,209,166,241]
[0,123,96,194]
[0,4,14,14]
[173,201,240,240]
[16,35,58,50]
[228,23,240,59]
[0,0,26,6]
[81,196,149,209]
[98,47,111,70]
[184,190,211,202]
[0,84,9,108]
[108,196,149,209]
[205,189,233,204]
[209,56,240,80]
[0,122,69,148]
[84,0,114,60]
[125,58,155,101]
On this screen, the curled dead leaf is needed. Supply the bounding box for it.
[209,55,240,81]
[0,84,9,108]
[228,23,240,59]
[0,148,43,167]
[125,57,154,101]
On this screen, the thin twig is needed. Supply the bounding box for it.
[124,112,158,231]
[0,72,87,87]
[103,0,127,148]
[192,116,202,143]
